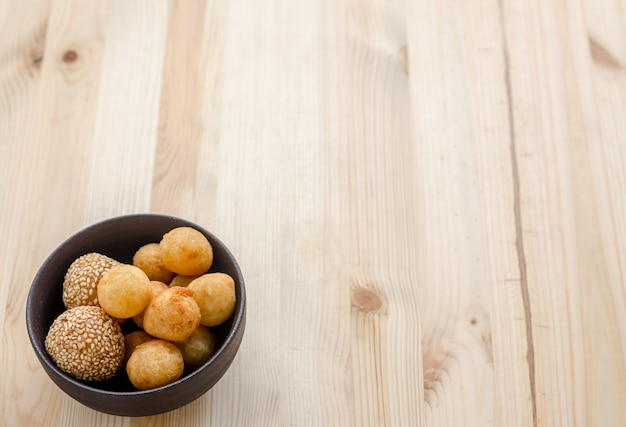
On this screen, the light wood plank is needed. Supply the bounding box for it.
[577,0,626,423]
[338,0,423,425]
[150,0,226,224]
[215,0,347,424]
[81,0,167,225]
[581,0,626,363]
[502,0,626,424]
[406,0,532,425]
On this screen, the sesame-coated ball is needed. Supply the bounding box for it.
[62,253,119,309]
[45,306,125,381]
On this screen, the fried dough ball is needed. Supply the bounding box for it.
[123,330,154,365]
[132,281,169,329]
[142,287,201,342]
[187,273,236,327]
[159,227,213,276]
[168,274,199,288]
[126,340,184,390]
[45,306,124,381]
[132,243,175,284]
[62,253,119,309]
[97,264,152,319]
[175,326,218,370]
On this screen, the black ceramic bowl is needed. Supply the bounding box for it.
[26,214,246,417]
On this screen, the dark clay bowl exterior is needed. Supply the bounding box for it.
[26,214,246,417]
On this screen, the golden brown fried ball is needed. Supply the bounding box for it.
[168,274,200,288]
[132,280,169,329]
[126,340,184,390]
[132,243,176,284]
[97,264,152,319]
[142,287,201,342]
[45,306,124,381]
[187,273,236,327]
[159,227,213,276]
[175,325,218,370]
[62,253,119,309]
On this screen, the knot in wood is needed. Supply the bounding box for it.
[62,50,78,63]
[422,342,451,390]
[351,287,386,313]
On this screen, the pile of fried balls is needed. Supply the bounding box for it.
[44,227,236,390]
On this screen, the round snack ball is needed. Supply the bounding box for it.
[159,227,213,276]
[132,280,169,329]
[132,243,175,284]
[123,330,154,365]
[126,340,184,391]
[143,287,201,342]
[168,274,200,288]
[97,264,152,319]
[45,306,124,381]
[175,325,218,371]
[188,273,236,327]
[62,253,119,309]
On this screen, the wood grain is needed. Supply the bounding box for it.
[1,0,625,425]
[501,0,626,424]
[81,0,167,225]
[150,0,225,222]
[406,0,525,424]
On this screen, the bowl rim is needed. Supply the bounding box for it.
[26,213,246,397]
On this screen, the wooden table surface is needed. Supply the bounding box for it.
[1,0,625,425]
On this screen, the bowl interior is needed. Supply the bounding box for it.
[26,214,245,409]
